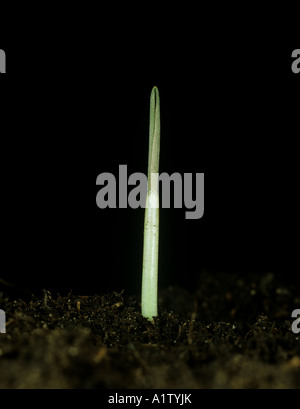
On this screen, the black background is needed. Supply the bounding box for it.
[0,14,299,298]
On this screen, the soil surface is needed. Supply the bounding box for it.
[0,272,299,388]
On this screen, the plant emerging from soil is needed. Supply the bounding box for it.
[141,86,160,321]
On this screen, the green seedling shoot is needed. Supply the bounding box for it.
[141,86,161,321]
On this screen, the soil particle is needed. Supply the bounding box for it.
[0,272,299,388]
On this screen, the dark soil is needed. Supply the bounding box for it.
[0,272,299,388]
